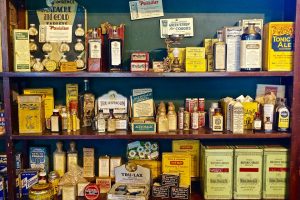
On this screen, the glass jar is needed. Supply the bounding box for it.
[59,42,70,53]
[29,183,53,200]
[29,39,38,52]
[42,55,50,67]
[75,56,85,70]
[42,42,53,53]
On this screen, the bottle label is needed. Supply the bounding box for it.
[97,119,106,132]
[214,45,226,70]
[62,117,68,130]
[107,119,116,132]
[240,40,262,69]
[178,113,184,130]
[191,112,199,129]
[278,110,289,128]
[111,41,121,66]
[51,116,59,132]
[212,116,223,131]
[89,40,101,59]
[254,120,262,130]
[54,155,66,177]
[264,123,273,131]
[168,115,177,131]
[67,155,78,170]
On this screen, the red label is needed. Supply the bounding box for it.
[209,168,229,173]
[239,168,259,172]
[269,167,289,172]
[84,184,100,200]
[180,145,193,150]
[170,161,183,165]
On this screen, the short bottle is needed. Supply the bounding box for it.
[53,141,66,177]
[276,98,290,132]
[209,102,219,129]
[107,109,116,133]
[96,109,106,133]
[158,107,169,133]
[178,107,184,130]
[264,116,273,133]
[213,30,226,72]
[183,111,190,131]
[212,108,223,132]
[240,23,262,71]
[61,107,68,131]
[253,112,262,131]
[108,26,122,72]
[167,102,177,131]
[191,106,199,130]
[51,109,62,133]
[67,141,78,171]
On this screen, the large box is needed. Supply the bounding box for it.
[203,145,233,199]
[13,29,30,72]
[263,22,294,71]
[18,95,45,134]
[172,140,200,178]
[234,146,263,199]
[263,146,289,199]
[162,152,191,188]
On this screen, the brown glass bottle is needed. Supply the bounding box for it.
[107,109,116,133]
[108,26,122,72]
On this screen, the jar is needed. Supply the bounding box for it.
[48,171,60,196]
[29,183,53,200]
[59,42,70,53]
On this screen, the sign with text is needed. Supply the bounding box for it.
[129,0,164,20]
[160,18,194,38]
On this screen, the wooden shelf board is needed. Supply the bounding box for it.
[4,71,294,78]
[11,128,291,140]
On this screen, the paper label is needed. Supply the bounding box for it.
[89,40,101,59]
[160,18,194,38]
[240,40,262,69]
[40,25,72,43]
[129,0,164,20]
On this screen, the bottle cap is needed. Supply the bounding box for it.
[211,102,219,109]
[53,109,59,113]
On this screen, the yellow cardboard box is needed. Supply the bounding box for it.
[66,84,78,109]
[263,22,294,71]
[18,95,45,134]
[242,102,259,130]
[129,160,161,179]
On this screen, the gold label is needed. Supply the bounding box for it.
[67,154,78,171]
[54,154,66,177]
[61,62,78,72]
[212,116,223,131]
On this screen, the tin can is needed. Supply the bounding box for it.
[183,111,190,131]
[48,171,60,196]
[198,98,205,112]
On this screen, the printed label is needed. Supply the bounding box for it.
[240,40,262,69]
[111,41,121,66]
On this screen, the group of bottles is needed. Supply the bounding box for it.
[214,23,262,71]
[93,108,117,133]
[156,101,206,133]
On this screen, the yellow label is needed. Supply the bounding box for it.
[263,22,294,71]
[24,88,54,120]
[278,109,289,128]
[83,148,95,178]
[206,54,214,72]
[263,147,289,199]
[162,152,191,187]
[186,47,205,59]
[67,154,78,171]
[185,58,207,72]
[242,102,259,130]
[234,148,263,199]
[14,29,30,72]
[172,140,200,177]
[66,84,78,109]
[60,62,78,72]
[129,160,161,179]
[54,154,66,177]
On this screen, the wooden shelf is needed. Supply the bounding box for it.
[11,128,291,140]
[3,71,294,78]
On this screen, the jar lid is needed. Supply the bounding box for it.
[31,183,51,191]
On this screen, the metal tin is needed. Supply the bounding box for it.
[29,183,53,200]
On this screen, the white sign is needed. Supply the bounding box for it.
[97,90,128,114]
[160,18,194,38]
[39,25,72,43]
[129,0,164,20]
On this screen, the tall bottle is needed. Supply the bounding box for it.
[61,107,68,131]
[88,28,102,70]
[213,30,226,72]
[178,107,184,130]
[167,102,177,131]
[53,141,66,177]
[67,141,78,171]
[240,23,262,71]
[78,79,95,127]
[108,26,122,72]
[158,107,169,133]
[276,98,290,132]
[96,109,106,133]
[107,109,116,133]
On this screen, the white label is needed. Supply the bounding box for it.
[191,112,199,129]
[240,40,262,69]
[264,123,273,131]
[111,41,121,66]
[214,45,226,70]
[89,40,101,59]
[129,0,164,20]
[254,120,262,130]
[97,118,106,132]
[160,18,194,38]
[178,112,184,129]
[43,25,73,43]
[51,116,59,132]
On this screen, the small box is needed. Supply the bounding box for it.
[83,148,95,178]
[0,154,7,173]
[96,177,112,193]
[127,141,159,160]
[131,88,154,118]
[129,160,161,179]
[20,169,39,196]
[18,95,45,134]
[60,62,78,72]
[13,29,30,72]
[152,185,170,198]
[62,184,77,200]
[206,54,213,72]
[185,47,205,59]
[131,62,149,72]
[152,61,164,72]
[170,186,190,199]
[185,58,207,72]
[162,174,180,187]
[98,156,110,177]
[131,52,149,62]
[77,182,90,197]
[242,102,259,130]
[66,84,78,109]
[116,119,128,130]
[29,147,49,173]
[131,122,156,134]
[110,157,122,178]
[263,22,294,71]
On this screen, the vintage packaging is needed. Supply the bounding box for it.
[29,147,49,172]
[202,145,233,199]
[152,61,164,72]
[129,160,161,179]
[16,153,23,170]
[206,54,214,72]
[131,52,150,62]
[263,146,289,199]
[242,102,259,129]
[98,156,110,177]
[231,101,244,134]
[152,184,170,198]
[23,88,54,125]
[96,177,111,193]
[60,62,78,72]
[263,104,275,123]
[131,88,154,118]
[110,157,122,178]
[234,146,263,199]
[131,62,149,72]
[77,182,90,196]
[185,47,206,72]
[170,186,190,199]
[263,22,294,71]
[21,169,39,196]
[131,122,156,134]
[172,140,200,178]
[66,84,78,109]
[239,18,264,35]
[107,164,150,200]
[127,141,159,160]
[129,0,164,20]
[162,153,191,188]
[62,184,77,200]
[13,29,30,72]
[204,38,218,55]
[84,183,100,199]
[97,90,128,116]
[83,148,95,178]
[160,18,194,38]
[162,174,180,187]
[18,95,45,134]
[223,26,243,71]
[0,154,6,173]
[0,175,4,199]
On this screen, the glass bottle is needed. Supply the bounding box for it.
[178,107,184,130]
[212,108,223,132]
[209,102,219,129]
[61,107,68,131]
[264,116,273,133]
[107,109,116,133]
[213,30,226,72]
[30,55,36,69]
[276,98,290,132]
[75,24,85,37]
[108,26,122,72]
[240,23,262,71]
[42,42,53,53]
[53,141,66,177]
[96,109,106,133]
[191,106,199,130]
[67,141,78,171]
[74,39,85,52]
[51,109,62,133]
[167,102,177,131]
[28,24,38,36]
[171,48,182,72]
[88,28,102,60]
[33,58,44,72]
[59,54,68,69]
[29,39,38,52]
[67,109,72,133]
[42,55,50,67]
[78,79,95,127]
[75,55,85,70]
[60,41,70,53]
[158,107,169,133]
[253,112,262,131]
[44,58,57,72]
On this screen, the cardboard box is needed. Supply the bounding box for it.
[13,29,30,72]
[172,140,200,177]
[66,84,78,109]
[98,156,110,177]
[162,153,191,188]
[131,88,154,118]
[131,122,156,134]
[263,146,289,199]
[83,148,95,178]
[234,146,263,199]
[263,22,294,71]
[96,177,112,193]
[242,102,259,130]
[29,147,49,172]
[129,160,161,179]
[18,95,45,134]
[20,169,39,196]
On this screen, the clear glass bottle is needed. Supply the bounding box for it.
[51,109,62,133]
[67,141,78,171]
[33,58,44,72]
[61,107,68,131]
[178,107,184,130]
[167,102,177,131]
[28,24,38,36]
[240,23,262,71]
[213,30,226,72]
[96,109,106,133]
[59,54,68,70]
[276,98,290,132]
[75,55,85,70]
[108,26,122,72]
[75,24,85,37]
[209,102,219,129]
[44,58,57,72]
[212,108,223,132]
[264,116,273,133]
[29,39,38,52]
[107,109,116,133]
[158,107,169,133]
[53,141,66,177]
[74,39,85,52]
[78,79,95,127]
[42,55,50,67]
[191,106,199,130]
[88,28,102,59]
[253,112,262,131]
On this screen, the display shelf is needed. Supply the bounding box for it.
[3,71,294,78]
[11,128,291,140]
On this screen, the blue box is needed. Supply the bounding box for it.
[0,155,7,173]
[21,170,38,196]
[29,147,49,173]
